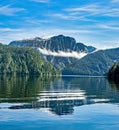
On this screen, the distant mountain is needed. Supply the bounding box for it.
[9,35,96,69]
[63,48,119,76]
[0,43,59,76]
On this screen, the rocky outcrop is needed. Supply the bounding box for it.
[9,35,96,69]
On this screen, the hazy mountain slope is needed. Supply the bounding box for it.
[63,48,119,76]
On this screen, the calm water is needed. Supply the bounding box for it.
[0,75,119,130]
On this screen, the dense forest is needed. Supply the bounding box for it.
[63,48,119,76]
[0,43,60,76]
[108,62,119,83]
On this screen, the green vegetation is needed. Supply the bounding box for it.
[108,62,119,83]
[63,48,119,76]
[0,43,60,76]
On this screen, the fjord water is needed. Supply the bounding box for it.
[0,76,119,130]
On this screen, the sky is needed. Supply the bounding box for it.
[0,0,119,49]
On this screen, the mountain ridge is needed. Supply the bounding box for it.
[63,47,119,76]
[9,35,96,69]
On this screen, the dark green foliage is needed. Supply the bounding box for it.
[63,48,119,76]
[108,63,119,83]
[0,44,60,76]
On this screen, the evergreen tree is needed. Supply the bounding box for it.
[0,44,60,76]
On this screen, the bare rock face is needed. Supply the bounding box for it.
[9,35,96,69]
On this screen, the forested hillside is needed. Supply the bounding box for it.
[0,43,59,76]
[63,48,119,75]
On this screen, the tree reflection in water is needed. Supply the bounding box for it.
[0,76,119,115]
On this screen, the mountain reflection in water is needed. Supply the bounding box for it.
[0,75,119,115]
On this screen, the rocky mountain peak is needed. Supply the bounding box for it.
[9,35,96,69]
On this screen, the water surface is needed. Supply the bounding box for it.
[0,75,119,130]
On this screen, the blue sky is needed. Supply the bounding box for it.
[0,0,119,48]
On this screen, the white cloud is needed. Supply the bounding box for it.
[0,28,22,32]
[45,3,119,25]
[64,3,103,18]
[111,0,119,3]
[24,18,51,25]
[0,27,119,49]
[0,5,25,16]
[30,0,49,3]
[98,24,119,30]
[38,48,87,59]
[99,40,119,49]
[51,28,94,34]
[0,27,95,44]
[48,13,92,21]
[64,4,100,14]
[64,3,119,18]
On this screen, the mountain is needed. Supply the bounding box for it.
[9,35,96,69]
[0,43,59,76]
[108,62,119,83]
[63,47,119,76]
